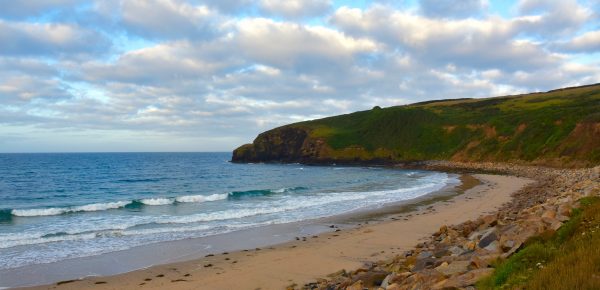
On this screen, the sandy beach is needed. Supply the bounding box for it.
[22,174,531,290]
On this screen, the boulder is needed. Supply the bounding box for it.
[412,257,437,271]
[478,228,498,248]
[443,268,494,288]
[468,256,489,270]
[351,271,388,287]
[557,203,573,217]
[499,239,515,252]
[549,220,563,231]
[465,241,477,251]
[484,240,499,253]
[482,214,498,227]
[417,251,433,259]
[448,246,466,256]
[435,260,470,276]
[501,240,523,258]
[346,280,364,290]
[380,273,396,288]
[433,245,450,258]
[541,209,556,219]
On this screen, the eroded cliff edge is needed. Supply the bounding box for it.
[232,84,600,167]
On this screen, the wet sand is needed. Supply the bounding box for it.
[21,174,532,290]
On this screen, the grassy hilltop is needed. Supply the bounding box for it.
[233,84,600,167]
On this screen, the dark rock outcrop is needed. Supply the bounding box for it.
[232,127,310,163]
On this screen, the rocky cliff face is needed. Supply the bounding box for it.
[232,84,600,166]
[233,127,310,162]
[231,126,342,163]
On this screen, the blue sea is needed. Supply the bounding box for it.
[0,153,457,271]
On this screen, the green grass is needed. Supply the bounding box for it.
[293,84,600,165]
[477,196,600,289]
[235,84,600,165]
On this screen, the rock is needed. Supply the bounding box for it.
[465,241,476,250]
[327,269,348,278]
[501,240,523,258]
[352,271,388,287]
[448,246,466,256]
[558,203,573,217]
[500,239,515,252]
[434,245,450,258]
[353,268,369,275]
[435,260,470,276]
[444,268,494,288]
[542,216,558,225]
[435,225,448,236]
[484,240,499,253]
[468,256,489,270]
[482,214,498,227]
[385,283,401,290]
[380,273,396,288]
[412,257,436,271]
[556,214,570,222]
[550,220,563,231]
[417,251,433,259]
[346,280,364,290]
[478,228,498,248]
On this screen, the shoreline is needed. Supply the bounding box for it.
[18,172,532,290]
[2,170,463,289]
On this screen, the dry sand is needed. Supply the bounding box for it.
[25,174,532,290]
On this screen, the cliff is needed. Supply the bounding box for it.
[232,84,600,167]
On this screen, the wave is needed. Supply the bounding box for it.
[0,209,13,223]
[11,201,132,217]
[175,193,228,203]
[228,186,306,198]
[140,198,173,206]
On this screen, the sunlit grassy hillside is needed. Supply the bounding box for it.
[233,84,600,167]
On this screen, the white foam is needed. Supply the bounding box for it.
[156,181,443,225]
[272,187,292,193]
[11,201,132,217]
[0,232,97,249]
[140,198,173,206]
[71,201,131,212]
[11,208,66,217]
[175,193,228,203]
[122,224,212,236]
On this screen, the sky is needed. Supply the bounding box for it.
[0,0,599,152]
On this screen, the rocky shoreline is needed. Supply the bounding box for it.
[301,161,600,290]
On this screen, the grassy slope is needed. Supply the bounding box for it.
[477,197,600,290]
[290,84,600,166]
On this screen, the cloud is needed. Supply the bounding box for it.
[0,0,81,19]
[0,20,110,57]
[202,0,254,13]
[557,30,600,53]
[235,18,377,70]
[516,0,593,36]
[330,6,559,71]
[419,0,488,19]
[76,40,242,85]
[118,0,221,40]
[260,0,332,19]
[0,0,599,152]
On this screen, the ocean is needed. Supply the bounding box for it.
[0,152,457,272]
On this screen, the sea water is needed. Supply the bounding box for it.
[0,152,457,270]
